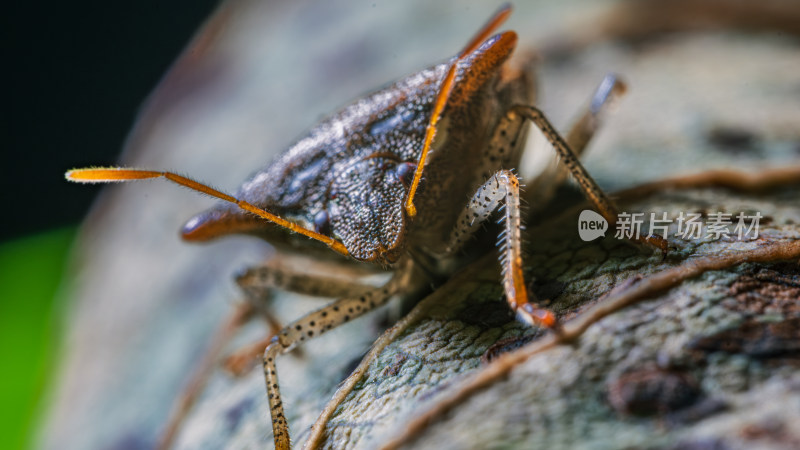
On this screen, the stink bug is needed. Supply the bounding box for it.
[66,4,665,449]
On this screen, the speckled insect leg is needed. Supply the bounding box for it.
[262,259,414,450]
[236,263,376,304]
[564,74,627,161]
[447,170,556,328]
[224,263,377,376]
[526,75,627,215]
[479,105,527,177]
[512,104,619,223]
[224,335,274,376]
[511,104,668,252]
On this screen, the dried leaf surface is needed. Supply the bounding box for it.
[324,187,800,449]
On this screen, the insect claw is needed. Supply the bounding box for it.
[519,303,557,328]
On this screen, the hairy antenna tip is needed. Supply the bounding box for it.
[65,167,108,183]
[65,169,89,182]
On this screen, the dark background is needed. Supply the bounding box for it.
[5,1,220,241]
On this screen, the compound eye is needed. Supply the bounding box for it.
[313,210,330,235]
[394,162,416,187]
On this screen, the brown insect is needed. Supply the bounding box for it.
[67,5,665,448]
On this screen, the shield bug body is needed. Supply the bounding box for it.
[67,5,663,449]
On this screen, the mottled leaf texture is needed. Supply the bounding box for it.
[322,187,800,449]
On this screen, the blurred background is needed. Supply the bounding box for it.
[3,2,217,448]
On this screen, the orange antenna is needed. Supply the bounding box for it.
[66,168,350,256]
[404,3,512,217]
